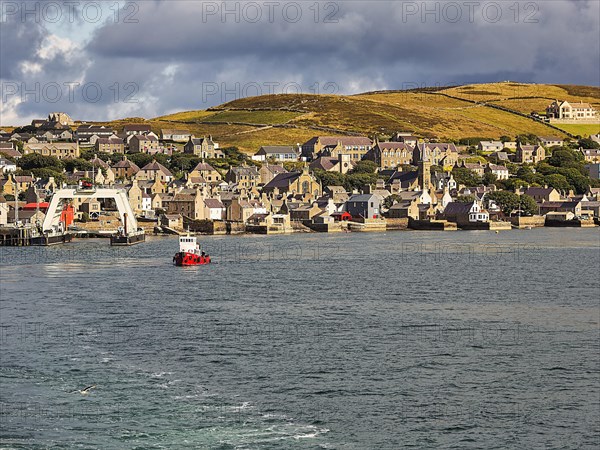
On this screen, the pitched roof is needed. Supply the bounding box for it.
[416,142,458,153]
[124,124,152,132]
[96,137,124,144]
[131,134,158,142]
[487,164,508,171]
[112,159,140,171]
[310,157,338,171]
[204,198,225,209]
[258,145,297,154]
[444,201,475,215]
[376,142,412,150]
[348,193,377,202]
[192,162,216,172]
[264,164,287,175]
[304,136,372,146]
[230,166,260,177]
[263,171,301,189]
[524,187,556,196]
[141,160,172,176]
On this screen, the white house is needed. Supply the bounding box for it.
[0,158,17,173]
[478,141,504,152]
[0,195,8,226]
[485,163,509,180]
[204,198,226,220]
[252,145,299,162]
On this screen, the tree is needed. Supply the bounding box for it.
[18,154,63,171]
[519,195,539,216]
[577,138,600,150]
[487,191,538,216]
[170,153,201,173]
[544,173,570,192]
[452,167,482,187]
[350,160,378,174]
[383,194,401,209]
[516,134,538,145]
[456,195,477,203]
[64,158,93,172]
[313,169,346,188]
[482,172,497,186]
[547,149,584,169]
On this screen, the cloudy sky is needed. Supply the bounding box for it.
[1,0,599,124]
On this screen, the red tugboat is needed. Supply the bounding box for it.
[173,233,211,266]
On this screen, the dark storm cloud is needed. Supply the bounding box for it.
[1,0,599,123]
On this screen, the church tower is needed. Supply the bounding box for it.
[418,144,432,191]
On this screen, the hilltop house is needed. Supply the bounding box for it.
[76,125,115,142]
[161,129,192,142]
[546,100,597,120]
[123,124,152,135]
[252,145,299,162]
[538,136,564,147]
[184,136,223,158]
[478,141,504,152]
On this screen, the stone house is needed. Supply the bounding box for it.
[260,164,287,185]
[225,165,261,190]
[184,136,223,158]
[413,143,459,167]
[538,136,564,147]
[261,168,321,199]
[523,187,561,203]
[96,136,125,154]
[112,156,140,179]
[204,198,226,220]
[123,124,152,135]
[129,134,160,153]
[23,142,79,159]
[301,136,372,161]
[364,142,413,169]
[546,100,597,120]
[478,141,504,152]
[515,143,546,164]
[138,160,173,183]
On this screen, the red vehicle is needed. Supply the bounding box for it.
[173,234,211,266]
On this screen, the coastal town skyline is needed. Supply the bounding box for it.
[1,2,599,449]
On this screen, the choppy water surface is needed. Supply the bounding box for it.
[1,229,599,449]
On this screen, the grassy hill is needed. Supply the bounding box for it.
[12,83,600,154]
[150,82,599,153]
